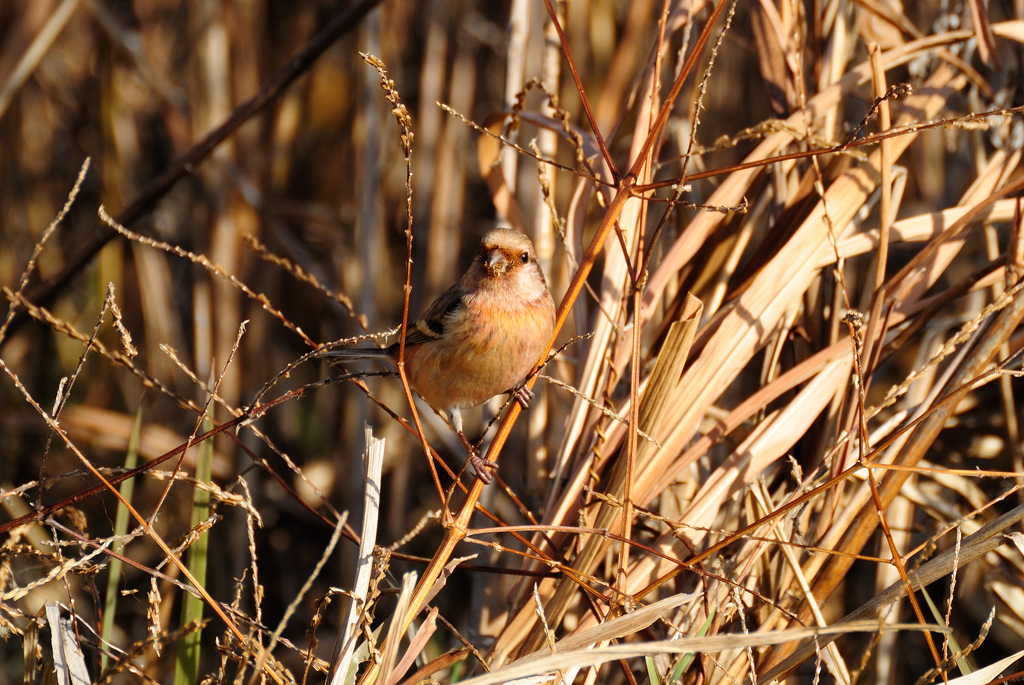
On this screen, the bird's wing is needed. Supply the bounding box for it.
[399,285,466,347]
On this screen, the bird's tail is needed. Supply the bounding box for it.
[317,347,392,362]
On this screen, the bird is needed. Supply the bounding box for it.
[318,228,556,483]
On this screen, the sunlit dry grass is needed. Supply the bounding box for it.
[3,1,1024,684]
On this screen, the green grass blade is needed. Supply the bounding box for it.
[646,656,661,685]
[174,417,215,685]
[100,405,143,672]
[917,577,970,675]
[668,605,716,683]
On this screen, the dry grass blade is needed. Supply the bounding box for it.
[668,356,851,542]
[45,604,90,685]
[378,572,419,685]
[637,296,702,461]
[0,0,82,122]
[967,0,1002,70]
[329,425,386,685]
[514,592,698,663]
[462,623,947,685]
[395,646,470,685]
[763,501,1024,682]
[387,607,438,685]
[528,298,702,644]
[942,648,1024,685]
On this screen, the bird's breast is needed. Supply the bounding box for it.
[405,298,553,412]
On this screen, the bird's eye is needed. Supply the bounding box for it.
[520,252,530,263]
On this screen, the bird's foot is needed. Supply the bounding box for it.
[469,453,497,484]
[457,430,496,484]
[508,385,535,410]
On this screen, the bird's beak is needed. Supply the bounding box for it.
[485,250,509,275]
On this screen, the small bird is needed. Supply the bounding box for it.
[319,228,556,483]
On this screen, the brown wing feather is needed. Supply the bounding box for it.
[389,285,466,351]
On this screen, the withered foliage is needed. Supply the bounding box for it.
[3,2,1024,684]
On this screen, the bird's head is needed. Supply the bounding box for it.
[469,228,550,304]
[477,228,536,277]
